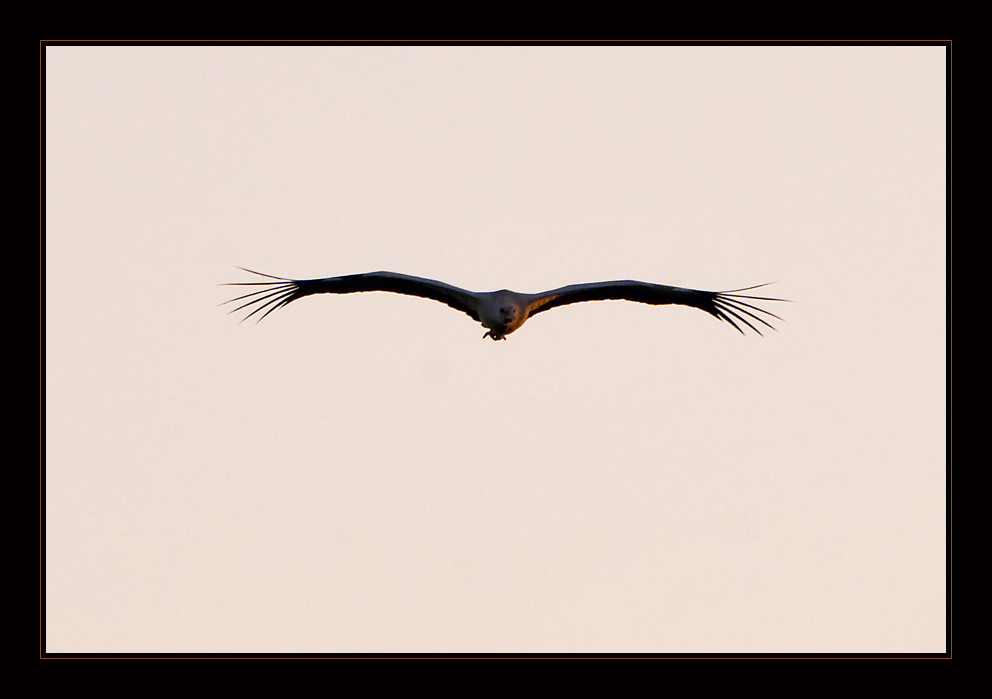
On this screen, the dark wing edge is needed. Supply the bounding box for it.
[222,268,481,323]
[705,284,789,336]
[525,281,788,336]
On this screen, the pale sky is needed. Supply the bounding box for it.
[45,45,946,653]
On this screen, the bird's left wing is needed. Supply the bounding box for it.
[224,269,481,323]
[525,281,786,335]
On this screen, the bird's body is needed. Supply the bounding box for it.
[225,269,786,339]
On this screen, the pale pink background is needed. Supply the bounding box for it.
[46,46,946,652]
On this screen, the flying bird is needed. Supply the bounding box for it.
[224,268,786,340]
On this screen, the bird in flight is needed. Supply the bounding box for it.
[225,268,786,340]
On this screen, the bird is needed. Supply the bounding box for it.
[224,268,786,340]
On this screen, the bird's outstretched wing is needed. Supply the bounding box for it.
[525,281,786,336]
[223,268,481,323]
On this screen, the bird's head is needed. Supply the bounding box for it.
[479,291,530,340]
[482,309,517,341]
[497,305,519,324]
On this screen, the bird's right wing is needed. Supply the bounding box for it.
[525,280,786,335]
[223,269,481,323]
